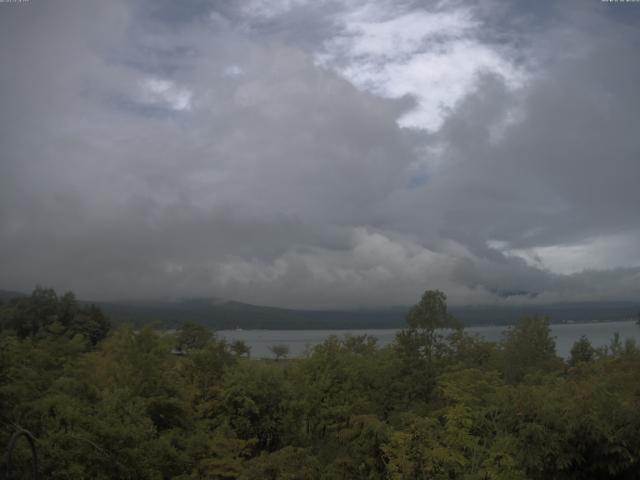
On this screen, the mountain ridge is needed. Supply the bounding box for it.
[1,290,639,329]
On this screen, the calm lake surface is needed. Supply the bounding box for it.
[219,321,640,359]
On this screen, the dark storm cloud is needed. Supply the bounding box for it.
[0,0,639,307]
[420,12,640,250]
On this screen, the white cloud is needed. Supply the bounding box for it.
[140,77,193,111]
[319,3,527,131]
[223,64,244,77]
[211,227,479,308]
[241,0,315,19]
[489,231,640,275]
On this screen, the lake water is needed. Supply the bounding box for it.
[218,321,640,359]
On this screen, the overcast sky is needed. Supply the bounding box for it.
[1,0,639,308]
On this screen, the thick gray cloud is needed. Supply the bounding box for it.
[0,0,639,308]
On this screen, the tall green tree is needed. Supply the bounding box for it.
[394,289,459,405]
[568,335,596,366]
[175,321,212,353]
[501,316,561,383]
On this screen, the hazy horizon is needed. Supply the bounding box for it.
[2,0,640,309]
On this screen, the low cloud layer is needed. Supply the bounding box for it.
[1,0,639,308]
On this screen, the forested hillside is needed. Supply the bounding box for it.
[3,289,638,329]
[97,298,640,330]
[2,288,640,479]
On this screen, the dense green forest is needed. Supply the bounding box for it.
[2,288,640,479]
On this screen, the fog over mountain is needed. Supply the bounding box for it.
[1,0,639,308]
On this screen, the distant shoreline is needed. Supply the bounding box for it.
[196,319,639,333]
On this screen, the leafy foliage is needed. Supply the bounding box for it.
[500,316,562,382]
[269,344,290,361]
[2,288,640,479]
